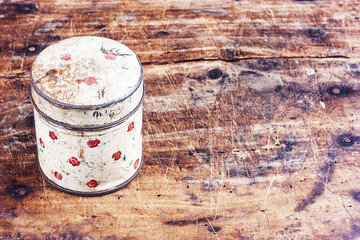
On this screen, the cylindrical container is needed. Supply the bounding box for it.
[30,36,145,196]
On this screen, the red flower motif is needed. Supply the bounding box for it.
[104,53,117,61]
[69,157,80,166]
[83,76,97,85]
[39,138,45,148]
[86,180,98,188]
[127,121,134,132]
[60,53,71,61]
[87,139,100,148]
[134,158,139,169]
[49,131,58,140]
[54,172,62,180]
[140,126,143,135]
[112,151,122,161]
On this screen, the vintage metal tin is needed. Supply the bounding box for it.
[30,36,145,196]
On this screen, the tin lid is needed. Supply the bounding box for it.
[30,36,144,129]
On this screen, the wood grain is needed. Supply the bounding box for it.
[1,0,360,239]
[1,0,360,71]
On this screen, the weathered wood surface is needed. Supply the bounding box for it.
[1,0,360,239]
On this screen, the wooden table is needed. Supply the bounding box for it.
[1,0,359,239]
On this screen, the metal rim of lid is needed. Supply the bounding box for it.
[37,155,144,197]
[30,37,144,110]
[30,84,146,131]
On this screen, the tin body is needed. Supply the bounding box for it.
[30,36,144,196]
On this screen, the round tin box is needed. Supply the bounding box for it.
[30,36,145,196]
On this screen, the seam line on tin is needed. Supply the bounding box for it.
[31,84,146,131]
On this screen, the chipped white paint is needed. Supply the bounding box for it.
[30,36,144,195]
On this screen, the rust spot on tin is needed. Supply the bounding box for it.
[76,79,83,84]
[46,69,58,78]
[79,148,84,159]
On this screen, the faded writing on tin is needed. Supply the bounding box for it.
[100,46,132,57]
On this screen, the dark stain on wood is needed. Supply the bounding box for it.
[7,185,33,199]
[351,71,360,79]
[350,225,360,239]
[20,44,46,56]
[207,69,223,79]
[306,28,327,39]
[233,228,248,239]
[224,48,235,58]
[95,24,106,29]
[15,3,38,14]
[13,79,26,90]
[328,150,338,159]
[0,211,17,220]
[319,161,335,178]
[326,86,355,98]
[279,222,302,235]
[305,28,331,45]
[45,34,62,42]
[239,71,263,77]
[208,226,222,233]
[349,63,358,69]
[274,85,283,92]
[188,149,211,162]
[246,59,283,72]
[165,216,219,226]
[294,161,335,211]
[281,141,299,152]
[294,182,325,212]
[14,114,35,130]
[190,193,197,200]
[340,224,360,240]
[58,231,82,240]
[155,31,170,37]
[350,191,360,202]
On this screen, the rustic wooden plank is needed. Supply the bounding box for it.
[1,0,360,72]
[1,58,359,239]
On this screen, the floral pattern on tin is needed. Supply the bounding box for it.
[60,53,71,61]
[104,53,117,61]
[134,158,140,169]
[127,121,134,132]
[86,180,98,188]
[69,157,80,166]
[39,138,45,149]
[112,151,122,161]
[54,172,63,180]
[49,131,58,140]
[87,139,100,148]
[83,76,97,85]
